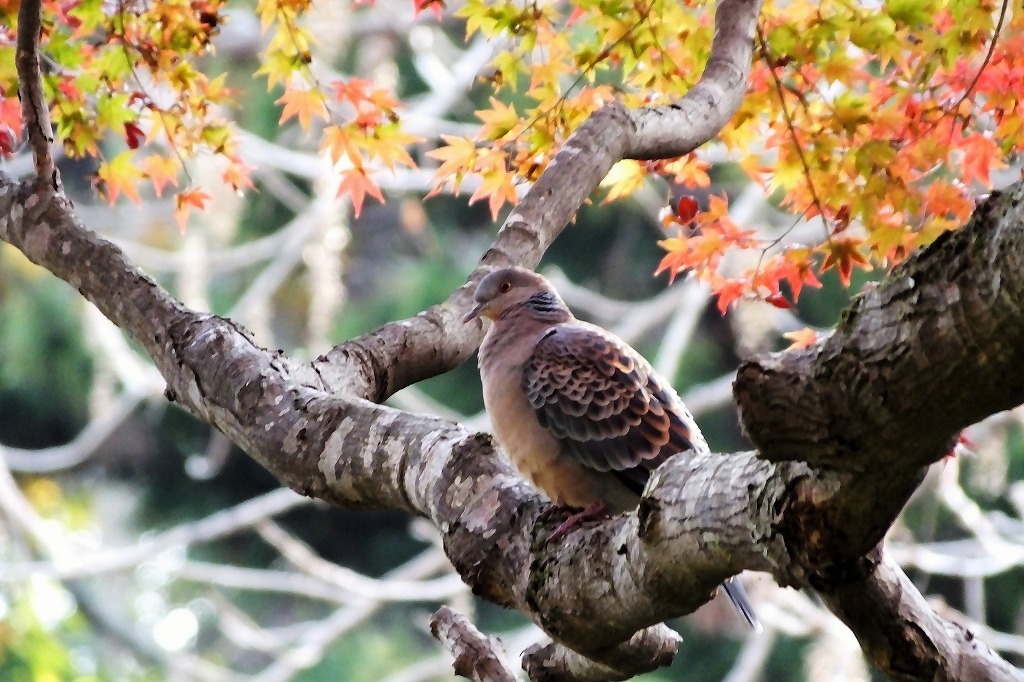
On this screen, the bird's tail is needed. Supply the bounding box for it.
[722,576,762,633]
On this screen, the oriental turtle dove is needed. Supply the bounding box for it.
[464,265,760,631]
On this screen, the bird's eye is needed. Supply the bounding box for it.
[498,281,512,293]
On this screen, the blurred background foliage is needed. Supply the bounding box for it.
[2,1,1024,681]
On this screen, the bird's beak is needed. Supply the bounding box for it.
[462,303,485,323]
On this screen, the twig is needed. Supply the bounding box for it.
[945,0,1010,130]
[755,27,827,238]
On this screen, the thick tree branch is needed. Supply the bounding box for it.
[734,185,1024,567]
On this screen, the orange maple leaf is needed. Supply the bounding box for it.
[469,165,518,220]
[655,233,693,284]
[710,275,747,314]
[337,167,384,218]
[322,125,360,166]
[332,78,373,105]
[783,327,820,350]
[958,133,1003,189]
[221,156,256,193]
[175,188,211,233]
[143,154,180,198]
[821,237,871,286]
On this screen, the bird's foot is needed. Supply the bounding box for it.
[549,501,609,541]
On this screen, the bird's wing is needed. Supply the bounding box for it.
[523,323,704,492]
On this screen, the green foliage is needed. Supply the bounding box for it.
[0,254,93,448]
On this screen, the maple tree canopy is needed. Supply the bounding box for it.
[1,0,1020,309]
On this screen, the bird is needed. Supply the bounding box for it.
[463,265,760,632]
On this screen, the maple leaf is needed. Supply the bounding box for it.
[331,78,373,106]
[97,152,144,205]
[0,95,21,138]
[0,127,15,156]
[712,277,747,315]
[337,167,384,218]
[923,180,974,221]
[783,327,820,350]
[370,123,420,170]
[821,237,871,286]
[958,133,1003,188]
[175,188,210,233]
[655,233,693,284]
[142,154,180,198]
[124,122,146,150]
[756,248,823,302]
[322,125,360,166]
[221,156,256,193]
[765,293,792,309]
[426,135,478,191]
[698,194,730,222]
[469,152,518,220]
[601,160,645,203]
[477,98,521,141]
[276,86,329,130]
[661,155,711,188]
[413,0,444,20]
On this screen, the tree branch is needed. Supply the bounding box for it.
[15,0,56,187]
[626,0,762,159]
[430,606,518,682]
[734,185,1024,566]
[818,550,1020,682]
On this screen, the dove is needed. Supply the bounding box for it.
[464,265,760,631]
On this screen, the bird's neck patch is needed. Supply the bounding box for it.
[525,292,563,318]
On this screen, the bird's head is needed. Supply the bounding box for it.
[462,266,554,323]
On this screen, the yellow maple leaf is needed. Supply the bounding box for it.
[469,165,519,220]
[477,98,522,141]
[600,159,645,203]
[371,123,421,170]
[426,135,479,190]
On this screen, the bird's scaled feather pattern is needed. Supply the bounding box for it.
[525,323,707,495]
[467,266,759,631]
